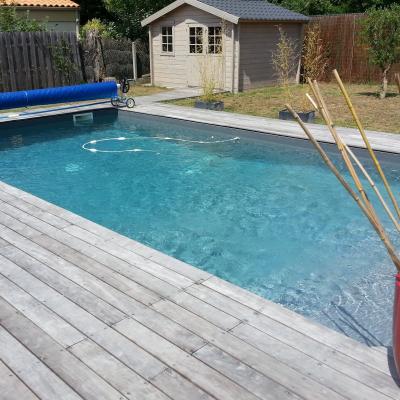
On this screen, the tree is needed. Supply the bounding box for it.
[103,0,172,39]
[360,4,400,99]
[0,1,46,31]
[74,0,110,26]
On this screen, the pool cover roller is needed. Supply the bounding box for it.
[0,82,118,110]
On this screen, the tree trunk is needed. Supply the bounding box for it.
[380,67,390,99]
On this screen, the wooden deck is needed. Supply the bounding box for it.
[0,180,399,400]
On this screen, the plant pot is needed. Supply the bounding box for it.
[393,274,400,378]
[194,100,224,111]
[279,109,315,123]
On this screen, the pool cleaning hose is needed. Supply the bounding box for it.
[0,82,118,110]
[82,136,240,154]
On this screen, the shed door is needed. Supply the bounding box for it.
[187,25,225,89]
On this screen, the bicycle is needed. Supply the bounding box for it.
[111,78,135,108]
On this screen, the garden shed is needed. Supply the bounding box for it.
[142,0,309,92]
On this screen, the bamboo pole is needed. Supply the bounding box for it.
[305,91,400,232]
[286,103,400,272]
[308,79,375,217]
[333,69,400,220]
[344,143,400,232]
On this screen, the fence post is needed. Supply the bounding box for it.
[132,41,138,81]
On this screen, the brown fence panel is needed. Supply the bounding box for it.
[0,31,83,92]
[311,13,400,83]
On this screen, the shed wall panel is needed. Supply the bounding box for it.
[239,22,302,91]
[150,4,235,90]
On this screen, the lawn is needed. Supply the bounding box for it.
[170,83,400,134]
[129,84,170,97]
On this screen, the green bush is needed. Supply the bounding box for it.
[0,1,46,32]
[360,4,400,99]
[81,18,120,39]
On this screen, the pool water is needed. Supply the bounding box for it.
[1,109,399,346]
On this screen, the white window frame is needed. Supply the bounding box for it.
[188,25,205,55]
[207,25,223,55]
[161,24,174,55]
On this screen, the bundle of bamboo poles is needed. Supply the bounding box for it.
[286,70,400,273]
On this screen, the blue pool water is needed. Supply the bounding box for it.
[0,109,399,346]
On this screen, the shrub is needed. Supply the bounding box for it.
[0,1,46,32]
[360,4,400,99]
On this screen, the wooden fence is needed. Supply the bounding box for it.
[0,31,83,92]
[312,13,400,83]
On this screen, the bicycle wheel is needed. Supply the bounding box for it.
[126,98,135,108]
[111,97,120,107]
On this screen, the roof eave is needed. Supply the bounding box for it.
[238,18,310,24]
[141,0,239,27]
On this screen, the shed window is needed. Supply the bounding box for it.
[189,27,203,53]
[208,26,222,54]
[161,26,173,53]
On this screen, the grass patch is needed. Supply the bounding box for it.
[169,83,400,133]
[129,84,170,97]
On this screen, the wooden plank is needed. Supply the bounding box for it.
[168,291,240,331]
[64,224,194,288]
[4,33,17,91]
[0,244,205,354]
[203,276,391,375]
[0,208,179,299]
[28,32,40,89]
[109,236,211,282]
[89,326,167,380]
[231,323,399,400]
[193,344,302,400]
[114,318,260,400]
[0,247,127,326]
[0,326,82,400]
[151,299,347,400]
[1,197,71,229]
[0,210,43,238]
[150,368,215,400]
[41,31,54,88]
[0,359,40,400]
[0,272,85,348]
[36,32,47,88]
[30,233,162,306]
[69,339,171,400]
[21,32,32,90]
[186,283,399,397]
[0,302,130,400]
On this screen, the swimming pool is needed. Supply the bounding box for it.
[0,109,399,346]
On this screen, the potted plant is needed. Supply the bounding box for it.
[194,22,225,111]
[274,23,328,123]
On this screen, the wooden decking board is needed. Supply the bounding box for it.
[0,239,207,355]
[193,344,302,400]
[185,282,398,397]
[0,274,85,348]
[69,339,172,400]
[0,181,398,400]
[0,327,84,400]
[114,318,261,400]
[151,299,347,400]
[0,205,181,299]
[0,359,40,400]
[0,246,128,326]
[0,301,131,400]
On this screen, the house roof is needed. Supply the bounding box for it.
[141,0,309,26]
[2,0,79,8]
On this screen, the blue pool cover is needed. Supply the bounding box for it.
[0,82,118,110]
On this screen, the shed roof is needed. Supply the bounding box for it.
[2,0,79,8]
[142,0,309,26]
